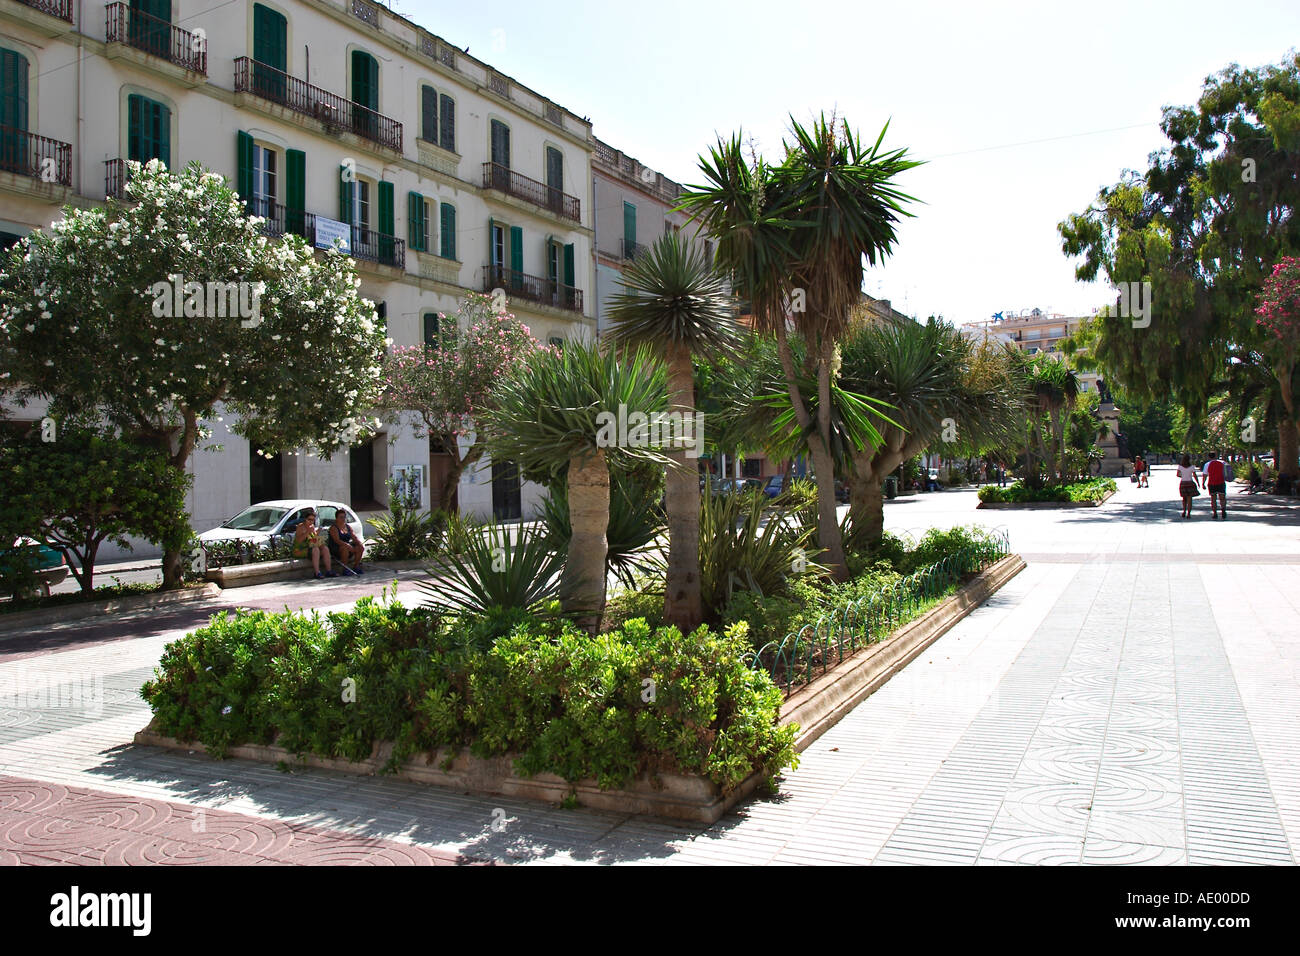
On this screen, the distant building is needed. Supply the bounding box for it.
[962,309,1100,394]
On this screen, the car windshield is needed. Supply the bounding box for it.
[222,506,289,532]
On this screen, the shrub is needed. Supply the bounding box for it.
[540,473,665,588]
[140,598,798,792]
[416,520,562,625]
[978,477,1115,504]
[367,478,445,561]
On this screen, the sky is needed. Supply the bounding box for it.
[398,0,1300,325]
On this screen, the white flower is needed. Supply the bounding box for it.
[221,705,232,714]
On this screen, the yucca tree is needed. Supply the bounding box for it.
[483,340,665,633]
[604,233,743,630]
[839,318,1023,547]
[678,115,920,580]
[1026,356,1081,483]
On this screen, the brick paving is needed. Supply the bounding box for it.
[0,466,1296,865]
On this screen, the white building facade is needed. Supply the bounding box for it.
[1,0,596,555]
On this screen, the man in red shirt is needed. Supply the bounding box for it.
[1202,452,1229,519]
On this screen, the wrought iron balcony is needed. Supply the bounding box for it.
[0,125,72,186]
[105,3,207,74]
[104,158,129,198]
[481,162,580,223]
[243,197,404,269]
[233,57,402,153]
[482,264,582,313]
[15,0,73,22]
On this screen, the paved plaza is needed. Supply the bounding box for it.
[1,466,1297,865]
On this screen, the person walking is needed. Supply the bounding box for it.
[1176,453,1199,519]
[1202,451,1229,519]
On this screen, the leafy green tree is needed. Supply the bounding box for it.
[0,425,191,592]
[483,341,666,633]
[1059,53,1300,482]
[679,115,920,580]
[604,233,741,631]
[376,293,546,512]
[0,160,389,586]
[1255,255,1300,471]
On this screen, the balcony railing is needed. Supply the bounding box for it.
[15,0,73,22]
[0,125,72,186]
[233,57,402,153]
[104,158,129,198]
[483,264,582,313]
[244,197,404,269]
[481,162,580,223]
[105,3,207,74]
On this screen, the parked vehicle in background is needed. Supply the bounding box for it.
[1,537,70,597]
[198,500,365,551]
[764,475,786,498]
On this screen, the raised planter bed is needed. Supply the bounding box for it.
[0,582,221,635]
[134,552,1026,823]
[133,727,765,825]
[205,558,427,588]
[780,553,1025,750]
[977,488,1115,509]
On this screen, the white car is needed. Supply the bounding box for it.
[198,500,365,550]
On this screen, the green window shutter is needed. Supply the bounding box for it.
[378,181,394,236]
[440,203,455,260]
[0,49,30,134]
[420,86,436,142]
[509,225,523,274]
[339,165,352,223]
[285,149,305,209]
[286,148,305,234]
[236,131,254,199]
[351,51,378,111]
[546,147,563,192]
[128,95,170,166]
[439,94,455,153]
[623,201,636,249]
[252,4,287,100]
[407,191,424,251]
[490,119,509,168]
[563,243,575,287]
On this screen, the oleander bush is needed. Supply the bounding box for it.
[978,477,1116,504]
[141,593,798,792]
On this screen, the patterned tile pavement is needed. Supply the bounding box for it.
[0,467,1296,865]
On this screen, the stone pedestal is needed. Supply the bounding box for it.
[1097,403,1127,476]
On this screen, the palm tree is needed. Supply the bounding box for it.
[1026,357,1080,483]
[604,233,742,631]
[678,115,920,580]
[839,318,1023,547]
[483,340,666,633]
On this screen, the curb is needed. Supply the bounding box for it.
[0,582,223,635]
[132,729,764,825]
[206,558,427,589]
[780,554,1026,752]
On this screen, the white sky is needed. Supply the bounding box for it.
[401,0,1300,324]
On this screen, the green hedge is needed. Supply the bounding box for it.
[141,597,797,793]
[978,477,1116,504]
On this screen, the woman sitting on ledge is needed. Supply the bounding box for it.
[292,510,335,579]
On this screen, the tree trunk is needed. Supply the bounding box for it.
[161,409,200,589]
[432,439,482,514]
[561,449,609,634]
[848,457,885,549]
[813,337,847,580]
[663,345,702,632]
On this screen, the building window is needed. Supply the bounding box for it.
[548,336,564,351]
[491,222,505,268]
[352,179,371,230]
[420,84,437,143]
[127,93,171,166]
[408,190,430,252]
[1,48,30,148]
[439,93,455,152]
[252,144,277,207]
[422,311,440,349]
[439,202,456,259]
[623,201,636,258]
[490,118,510,168]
